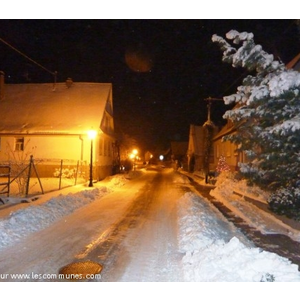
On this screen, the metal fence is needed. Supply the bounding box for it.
[0,155,88,197]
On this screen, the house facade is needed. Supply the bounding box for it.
[212,120,246,172]
[187,124,205,172]
[187,124,219,173]
[0,72,116,181]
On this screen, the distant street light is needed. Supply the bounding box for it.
[87,130,97,187]
[130,149,138,171]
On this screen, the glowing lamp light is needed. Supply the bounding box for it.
[159,155,164,161]
[87,130,97,140]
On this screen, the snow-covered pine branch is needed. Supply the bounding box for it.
[212,29,300,218]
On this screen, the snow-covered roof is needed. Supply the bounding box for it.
[0,81,113,135]
[212,120,237,141]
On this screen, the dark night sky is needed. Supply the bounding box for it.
[1,19,300,151]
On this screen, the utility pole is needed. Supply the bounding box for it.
[204,97,223,122]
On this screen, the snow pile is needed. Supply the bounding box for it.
[0,186,111,250]
[211,171,270,203]
[125,169,145,179]
[104,174,130,187]
[173,173,191,184]
[182,236,300,282]
[177,192,300,281]
[210,172,300,240]
[0,172,134,251]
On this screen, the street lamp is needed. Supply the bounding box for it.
[87,130,97,187]
[130,149,138,171]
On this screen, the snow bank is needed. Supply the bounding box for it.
[177,192,300,282]
[0,187,112,250]
[0,173,135,250]
[211,171,270,203]
[2,169,300,282]
[210,172,300,241]
[182,236,300,282]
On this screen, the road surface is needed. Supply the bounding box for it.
[0,167,189,281]
[0,166,238,281]
[1,165,292,282]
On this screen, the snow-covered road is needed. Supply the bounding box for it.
[1,166,300,284]
[99,167,185,281]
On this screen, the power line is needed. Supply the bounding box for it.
[0,37,57,77]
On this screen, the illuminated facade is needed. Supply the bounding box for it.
[0,76,115,181]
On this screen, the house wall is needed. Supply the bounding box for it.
[95,134,115,180]
[187,125,204,172]
[214,138,238,171]
[213,138,247,172]
[187,124,218,173]
[0,135,83,161]
[0,134,114,180]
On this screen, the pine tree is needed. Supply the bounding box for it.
[212,30,300,217]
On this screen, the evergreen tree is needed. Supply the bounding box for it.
[212,30,300,217]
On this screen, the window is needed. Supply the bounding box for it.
[15,137,24,151]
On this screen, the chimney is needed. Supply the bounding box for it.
[0,71,4,100]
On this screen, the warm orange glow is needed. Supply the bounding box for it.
[87,130,97,140]
[132,149,138,155]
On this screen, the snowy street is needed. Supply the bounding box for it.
[1,166,300,283]
[0,167,189,281]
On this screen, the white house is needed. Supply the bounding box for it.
[0,72,116,181]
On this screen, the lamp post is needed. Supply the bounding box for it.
[87,130,97,187]
[129,149,138,171]
[132,149,138,170]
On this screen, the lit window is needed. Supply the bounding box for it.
[15,137,24,151]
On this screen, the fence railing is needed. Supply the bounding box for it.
[0,156,88,197]
[0,165,10,197]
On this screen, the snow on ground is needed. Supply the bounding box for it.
[177,191,300,282]
[1,167,300,283]
[0,172,131,250]
[210,171,300,241]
